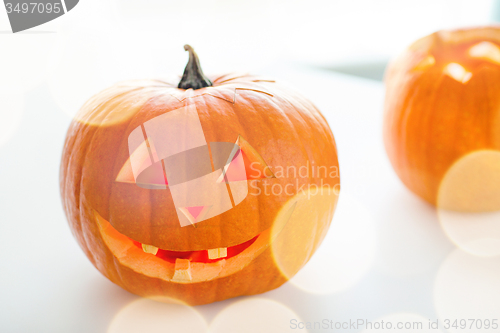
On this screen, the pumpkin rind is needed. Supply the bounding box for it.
[60,74,340,305]
[384,26,500,206]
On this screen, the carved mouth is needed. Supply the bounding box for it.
[135,235,259,263]
[92,187,335,286]
[94,210,271,284]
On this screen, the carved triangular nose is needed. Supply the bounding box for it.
[185,206,207,220]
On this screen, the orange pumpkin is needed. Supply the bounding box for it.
[384,26,500,209]
[60,45,340,305]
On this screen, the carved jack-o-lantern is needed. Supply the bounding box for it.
[60,45,340,305]
[384,26,500,208]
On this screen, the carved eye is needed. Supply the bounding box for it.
[413,55,436,71]
[468,41,500,65]
[443,63,472,83]
[116,105,274,226]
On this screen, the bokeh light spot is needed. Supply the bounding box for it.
[438,150,500,256]
[271,186,339,281]
[288,193,376,294]
[209,298,304,333]
[434,249,500,333]
[108,298,207,333]
[376,192,453,277]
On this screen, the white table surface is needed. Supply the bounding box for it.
[1,62,498,333]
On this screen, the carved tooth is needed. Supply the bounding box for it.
[172,258,192,282]
[208,247,228,260]
[142,244,159,255]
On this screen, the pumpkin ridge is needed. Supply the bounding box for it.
[78,131,101,263]
[61,129,86,251]
[137,93,164,249]
[215,74,251,84]
[153,84,275,105]
[66,120,103,252]
[96,89,160,224]
[77,86,144,124]
[78,88,140,251]
[235,95,267,239]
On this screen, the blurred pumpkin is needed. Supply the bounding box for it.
[384,26,500,210]
[60,45,340,305]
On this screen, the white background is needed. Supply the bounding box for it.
[1,1,500,332]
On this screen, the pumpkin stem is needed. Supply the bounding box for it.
[178,45,213,90]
